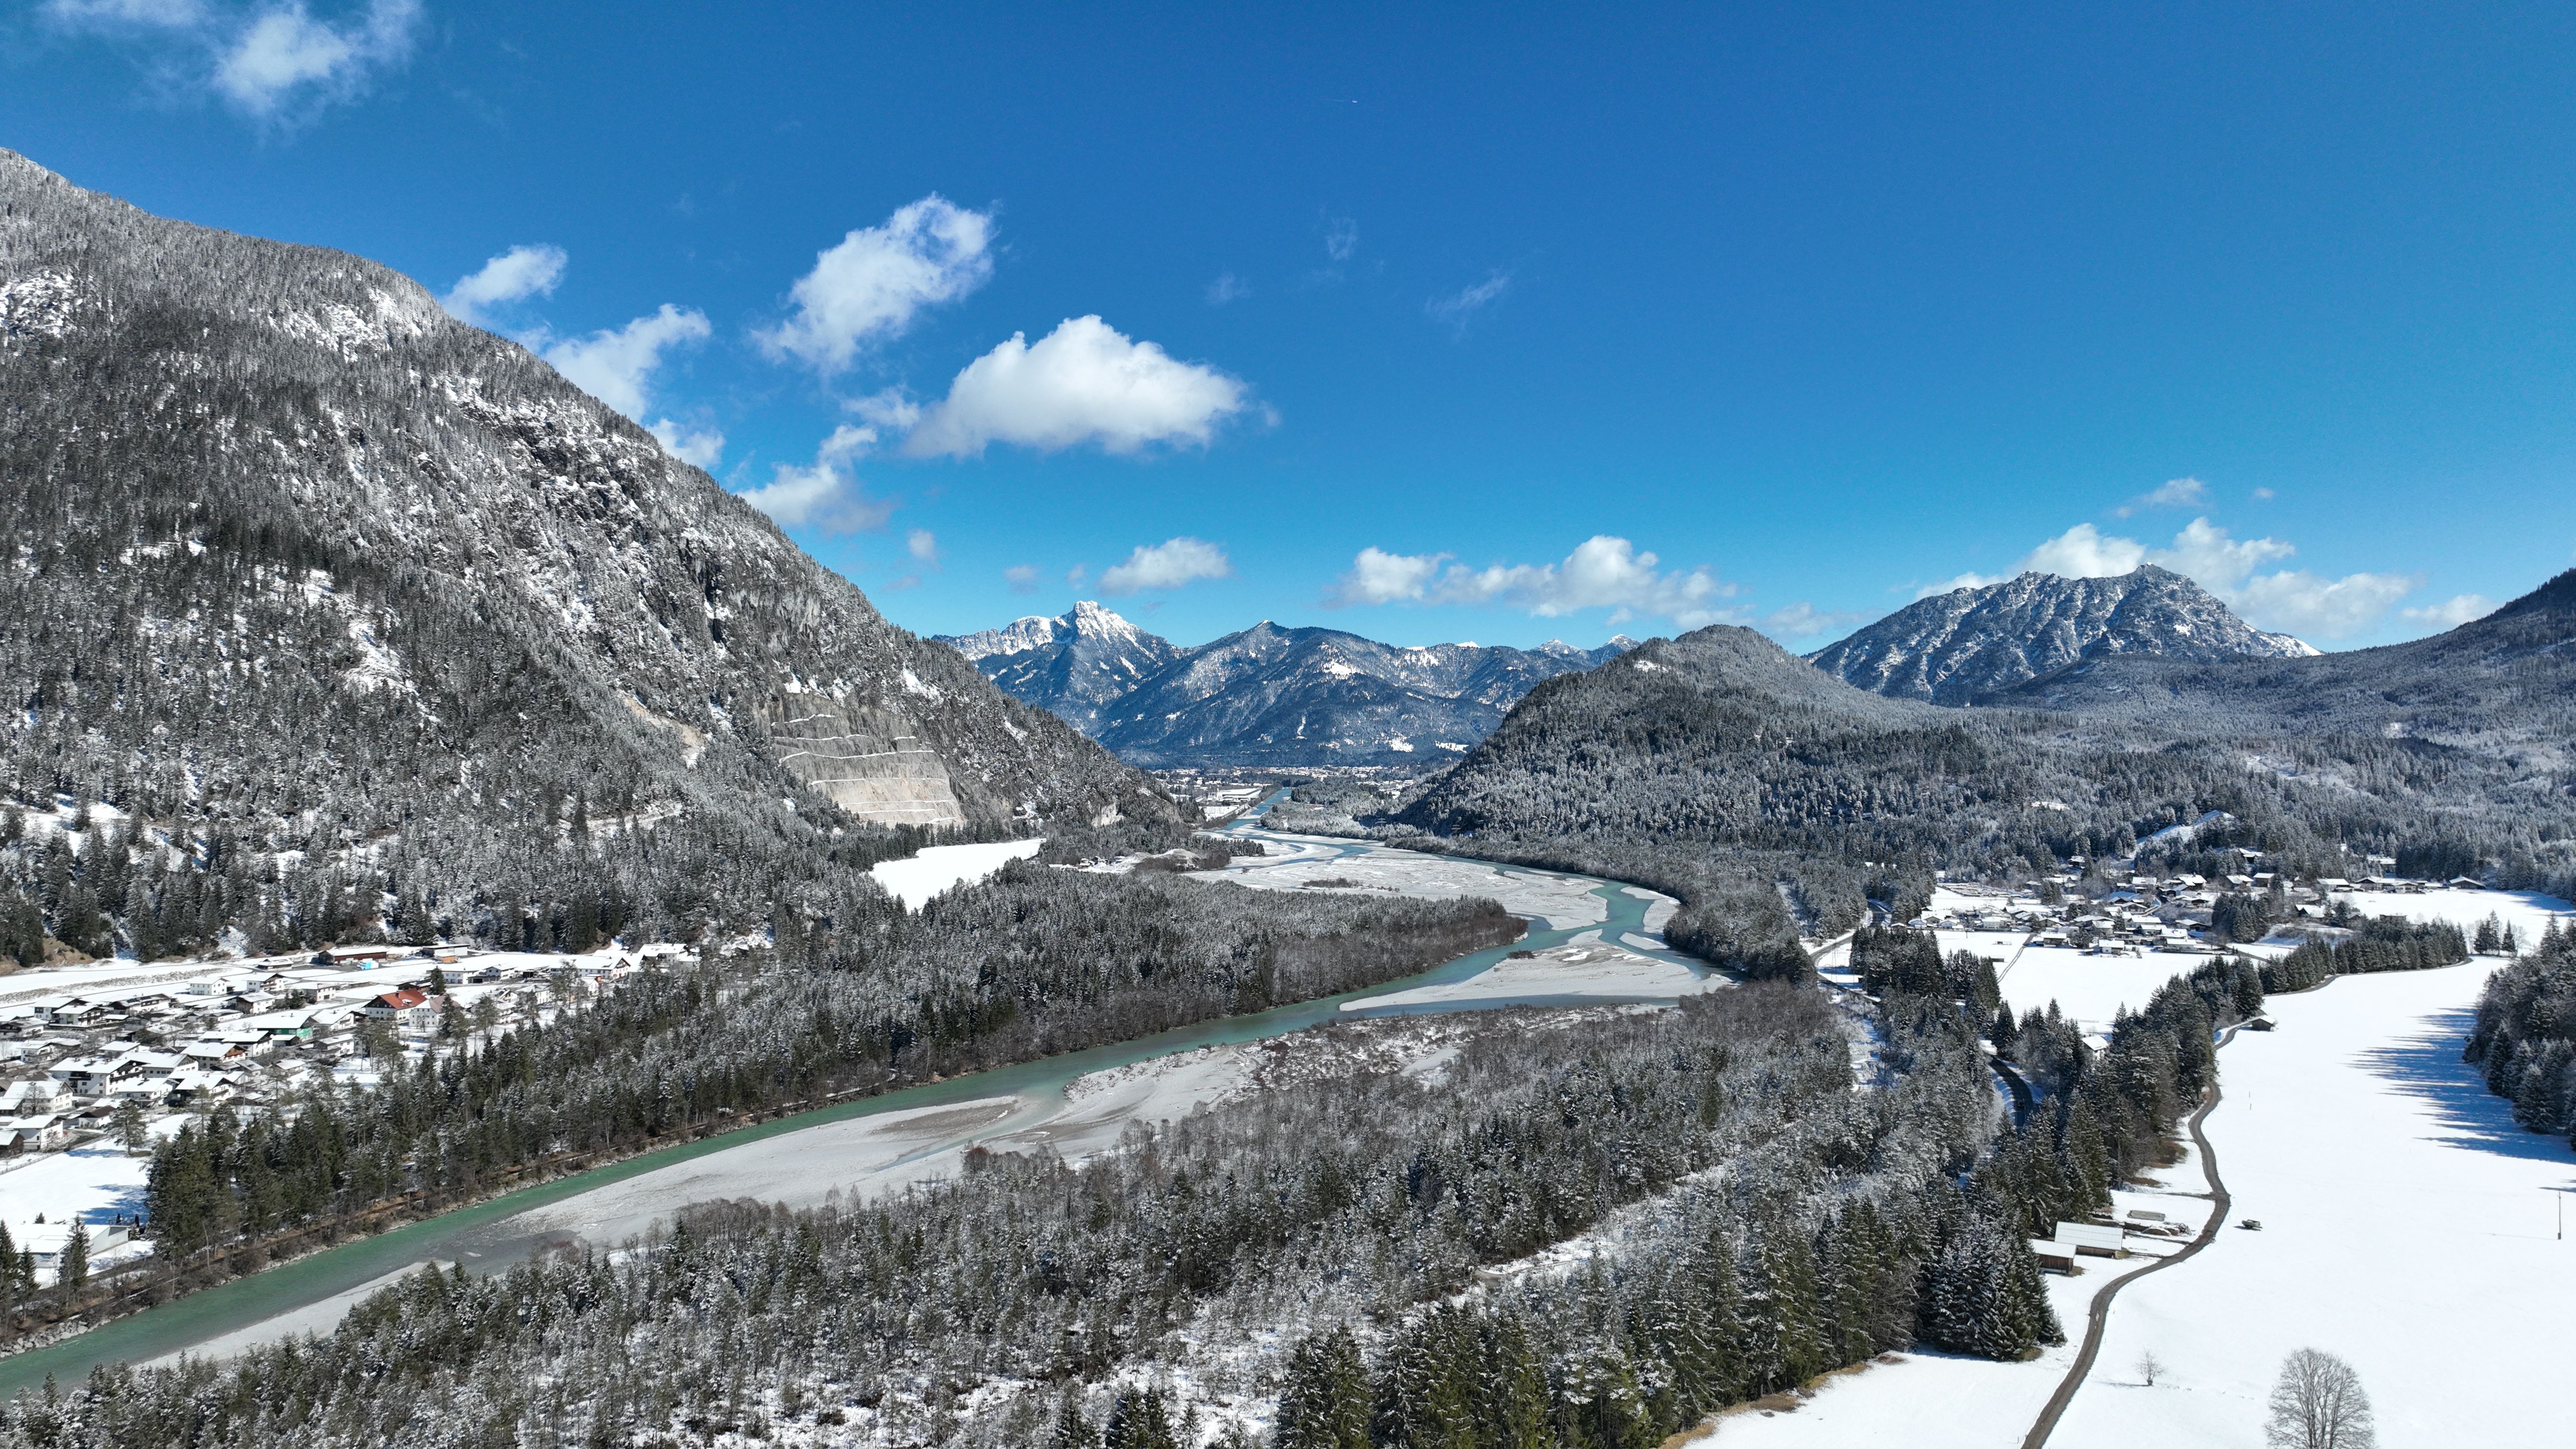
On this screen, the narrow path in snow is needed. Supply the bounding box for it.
[2021,1025,2239,1449]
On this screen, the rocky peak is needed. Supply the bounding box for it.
[1807,565,2314,705]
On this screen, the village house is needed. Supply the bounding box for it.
[364,987,442,1032]
[2,1114,68,1154]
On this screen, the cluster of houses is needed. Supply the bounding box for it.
[0,943,678,1163]
[1919,849,2410,958]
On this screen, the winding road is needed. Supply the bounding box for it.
[2018,1024,2240,1449]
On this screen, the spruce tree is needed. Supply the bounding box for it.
[1102,1385,1177,1449]
[1048,1391,1100,1449]
[60,1219,88,1291]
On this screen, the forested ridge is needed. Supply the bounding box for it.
[1389,610,2576,976]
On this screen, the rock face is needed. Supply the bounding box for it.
[945,608,1632,767]
[939,601,1187,735]
[0,149,1167,941]
[1806,565,2315,704]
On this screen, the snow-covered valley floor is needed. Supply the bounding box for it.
[2051,960,2575,1448]
[1705,955,2574,1448]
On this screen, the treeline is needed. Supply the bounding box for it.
[13,983,2026,1448]
[2257,915,2468,993]
[144,866,1520,1258]
[1977,955,2264,1242]
[1850,926,2002,1012]
[2465,920,2576,1141]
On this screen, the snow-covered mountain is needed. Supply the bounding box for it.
[1093,623,1581,767]
[936,602,1187,733]
[0,149,1168,946]
[954,617,1630,766]
[1806,565,2315,704]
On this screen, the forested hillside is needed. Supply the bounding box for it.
[0,150,1170,962]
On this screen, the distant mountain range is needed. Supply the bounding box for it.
[1806,564,2315,704]
[941,605,1631,767]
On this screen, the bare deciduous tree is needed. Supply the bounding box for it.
[2135,1349,2164,1387]
[2265,1348,2376,1449]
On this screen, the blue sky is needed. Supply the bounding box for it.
[11,1,2576,651]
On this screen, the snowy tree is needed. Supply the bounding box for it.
[2264,1348,2375,1449]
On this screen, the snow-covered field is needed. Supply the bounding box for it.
[1720,950,2576,1448]
[2049,960,2573,1448]
[2331,885,2572,941]
[1994,946,2204,1035]
[868,839,1044,909]
[0,1142,155,1275]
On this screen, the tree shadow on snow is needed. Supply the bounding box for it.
[2354,1006,2576,1166]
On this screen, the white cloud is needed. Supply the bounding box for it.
[646,419,724,469]
[1975,517,2413,640]
[214,0,419,118]
[2021,523,2150,580]
[1759,603,1867,643]
[734,425,892,533]
[906,528,940,565]
[1329,537,1738,629]
[1004,564,1041,595]
[1066,564,1089,588]
[2117,476,2209,516]
[2251,486,2276,501]
[904,316,1253,457]
[1205,272,1249,305]
[756,196,994,374]
[1916,571,2007,597]
[2400,594,2494,629]
[845,388,922,432]
[2231,570,2417,639]
[440,244,567,327]
[2152,517,2298,592]
[1426,270,1513,335]
[1327,546,1450,607]
[1100,537,1230,595]
[1324,218,1358,263]
[540,303,711,420]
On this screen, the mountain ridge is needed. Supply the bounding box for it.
[1807,564,2314,705]
[942,604,1632,767]
[0,148,1168,954]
